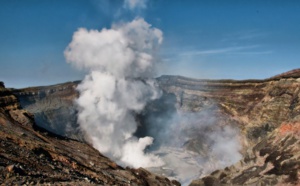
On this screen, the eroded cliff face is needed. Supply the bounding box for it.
[189,122,300,186]
[9,69,300,185]
[158,71,300,147]
[13,73,300,146]
[155,70,300,186]
[0,82,34,128]
[12,81,82,141]
[0,82,180,185]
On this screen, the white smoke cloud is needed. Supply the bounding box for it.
[210,125,242,167]
[65,18,164,168]
[139,104,242,184]
[65,18,162,79]
[123,0,147,10]
[165,112,242,185]
[64,7,242,184]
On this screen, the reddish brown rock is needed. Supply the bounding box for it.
[189,122,300,186]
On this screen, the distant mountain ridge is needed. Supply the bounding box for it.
[269,68,300,80]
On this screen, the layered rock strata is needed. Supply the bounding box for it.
[12,81,82,140]
[158,69,300,147]
[189,122,300,186]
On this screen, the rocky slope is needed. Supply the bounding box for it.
[158,69,300,148]
[0,82,179,185]
[13,69,300,146]
[12,81,82,141]
[189,122,300,186]
[155,69,300,185]
[12,69,300,147]
[9,69,300,185]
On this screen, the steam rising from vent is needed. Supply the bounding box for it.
[64,18,164,168]
[65,9,242,184]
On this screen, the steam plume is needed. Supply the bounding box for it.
[65,18,164,168]
[158,111,242,184]
[64,5,242,184]
[138,95,242,184]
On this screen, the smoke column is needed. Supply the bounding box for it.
[64,1,242,184]
[141,103,242,184]
[64,18,164,168]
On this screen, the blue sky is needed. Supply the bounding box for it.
[1,0,300,88]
